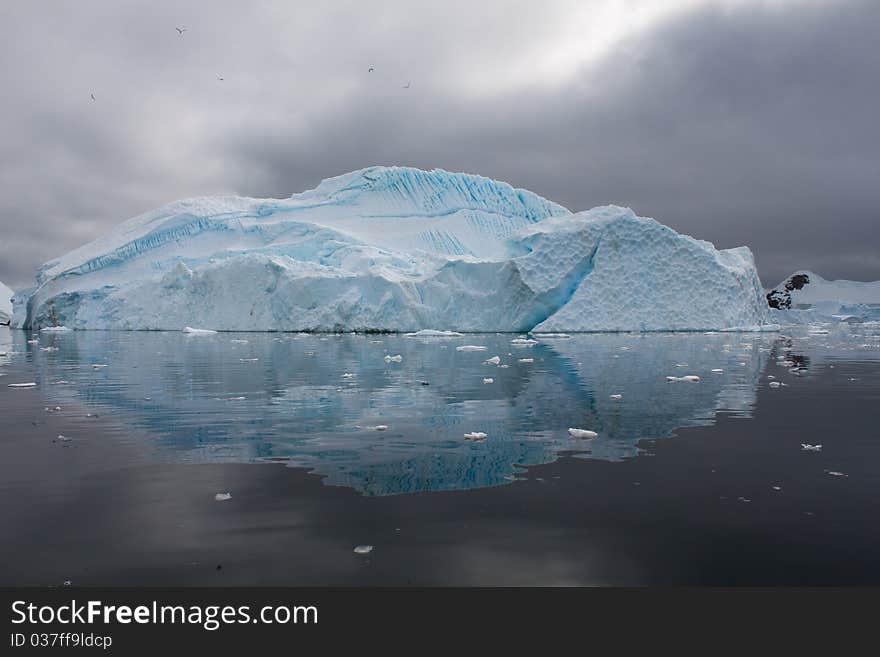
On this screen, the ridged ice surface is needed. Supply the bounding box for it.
[14,166,771,332]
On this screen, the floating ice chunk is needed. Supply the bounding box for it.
[666,375,700,383]
[57,434,72,442]
[772,486,781,491]
[230,339,249,344]
[7,382,36,388]
[484,356,501,365]
[801,444,822,451]
[711,368,724,373]
[40,346,58,352]
[227,396,246,401]
[826,471,847,477]
[214,492,232,501]
[456,345,487,352]
[404,329,463,337]
[383,354,402,363]
[568,428,598,439]
[371,425,388,431]
[534,333,570,338]
[767,375,775,379]
[92,364,108,369]
[463,431,487,441]
[353,545,373,554]
[482,378,494,384]
[609,394,623,400]
[769,381,781,388]
[737,497,751,503]
[518,358,534,363]
[27,339,39,344]
[183,326,217,334]
[342,373,355,379]
[511,338,538,346]
[239,358,259,362]
[40,326,70,332]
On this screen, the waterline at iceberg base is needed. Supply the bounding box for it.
[14,166,772,332]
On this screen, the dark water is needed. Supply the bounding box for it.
[1,325,879,585]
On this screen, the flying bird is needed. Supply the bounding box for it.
[403,81,411,89]
[176,26,188,35]
[90,93,95,101]
[368,67,374,73]
[217,74,224,81]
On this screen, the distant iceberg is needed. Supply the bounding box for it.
[767,271,880,324]
[13,166,772,332]
[0,280,12,325]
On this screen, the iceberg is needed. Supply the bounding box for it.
[13,166,771,332]
[0,281,12,325]
[767,271,880,323]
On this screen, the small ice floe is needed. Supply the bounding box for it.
[41,326,71,332]
[92,364,108,369]
[534,333,570,338]
[56,434,72,442]
[227,396,246,401]
[383,354,402,363]
[666,375,700,383]
[370,425,388,431]
[342,373,355,379]
[27,339,39,345]
[404,329,463,337]
[8,382,37,388]
[767,375,776,379]
[711,368,724,373]
[183,326,217,335]
[484,356,501,365]
[44,406,62,413]
[737,497,751,503]
[239,358,259,362]
[353,545,373,554]
[230,339,249,344]
[40,346,58,352]
[674,363,689,368]
[568,428,598,439]
[511,338,538,346]
[456,345,487,352]
[609,394,623,400]
[498,364,509,368]
[772,486,782,491]
[463,431,487,441]
[801,444,822,452]
[214,492,232,501]
[518,358,534,363]
[482,377,494,384]
[769,381,781,388]
[826,470,847,477]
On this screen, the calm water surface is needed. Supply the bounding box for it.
[1,325,879,585]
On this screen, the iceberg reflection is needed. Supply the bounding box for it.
[14,329,782,495]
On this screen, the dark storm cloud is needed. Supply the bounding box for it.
[1,0,878,289]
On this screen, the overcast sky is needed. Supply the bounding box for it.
[1,0,878,289]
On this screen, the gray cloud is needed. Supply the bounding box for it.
[1,0,878,289]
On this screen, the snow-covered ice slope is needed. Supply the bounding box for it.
[0,281,13,325]
[767,271,880,323]
[14,166,771,332]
